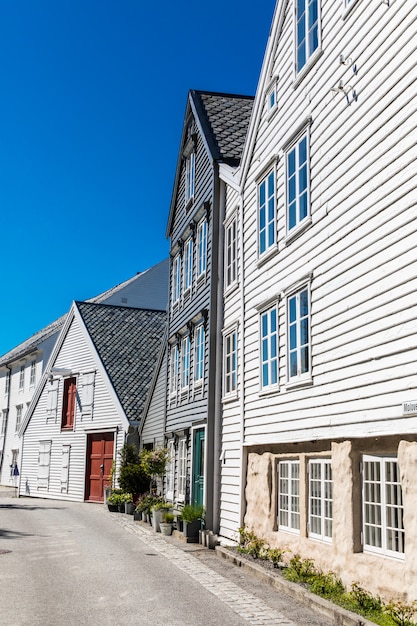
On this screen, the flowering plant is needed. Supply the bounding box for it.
[139,447,171,477]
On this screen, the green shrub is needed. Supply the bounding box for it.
[384,600,417,626]
[310,571,345,600]
[163,512,175,524]
[118,463,149,495]
[236,526,267,559]
[265,547,288,569]
[179,503,205,523]
[283,554,318,583]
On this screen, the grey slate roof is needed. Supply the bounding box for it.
[191,90,254,166]
[76,302,166,422]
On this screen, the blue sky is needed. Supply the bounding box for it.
[0,1,275,357]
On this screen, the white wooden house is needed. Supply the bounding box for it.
[0,259,168,487]
[221,0,417,603]
[19,302,166,502]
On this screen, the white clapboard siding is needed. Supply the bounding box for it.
[20,315,124,501]
[236,0,417,448]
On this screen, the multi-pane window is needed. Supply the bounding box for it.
[61,377,76,430]
[166,440,175,499]
[181,336,190,390]
[19,365,25,390]
[30,360,36,387]
[184,238,193,292]
[278,461,300,532]
[296,0,320,74]
[170,344,179,395]
[172,255,181,304]
[194,324,205,383]
[224,329,237,396]
[196,219,207,276]
[288,287,310,381]
[5,370,10,395]
[287,133,309,232]
[309,459,333,541]
[15,405,23,433]
[1,410,7,435]
[363,456,404,557]
[258,171,275,255]
[260,305,279,389]
[178,438,187,501]
[225,217,237,289]
[267,82,277,111]
[185,152,195,204]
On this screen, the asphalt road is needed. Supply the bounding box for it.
[0,496,333,626]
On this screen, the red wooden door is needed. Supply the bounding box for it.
[85,433,114,502]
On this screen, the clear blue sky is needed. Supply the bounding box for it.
[0,0,275,357]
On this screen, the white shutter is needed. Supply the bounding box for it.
[46,381,59,419]
[60,445,71,493]
[37,440,52,489]
[81,372,95,417]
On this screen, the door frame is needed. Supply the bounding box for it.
[84,429,117,502]
[190,424,206,507]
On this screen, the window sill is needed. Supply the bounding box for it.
[222,392,239,404]
[259,386,280,398]
[267,104,279,122]
[224,281,239,299]
[185,197,194,212]
[285,377,313,391]
[293,49,323,89]
[284,216,312,246]
[257,245,279,268]
[196,271,206,286]
[61,426,74,431]
[193,379,203,389]
[342,0,360,20]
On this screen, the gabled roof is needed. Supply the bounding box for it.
[0,259,168,366]
[166,90,254,238]
[76,302,166,422]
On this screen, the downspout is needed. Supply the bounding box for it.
[0,364,12,477]
[238,188,247,529]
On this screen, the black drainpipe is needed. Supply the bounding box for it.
[0,364,12,473]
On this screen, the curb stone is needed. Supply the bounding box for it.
[215,546,376,626]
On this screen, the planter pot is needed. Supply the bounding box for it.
[125,502,135,515]
[103,486,112,505]
[118,504,125,513]
[133,511,141,521]
[160,522,173,536]
[183,520,201,540]
[152,509,164,533]
[107,503,118,513]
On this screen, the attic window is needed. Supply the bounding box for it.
[266,79,278,113]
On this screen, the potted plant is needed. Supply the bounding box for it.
[118,444,150,503]
[151,500,171,533]
[179,504,205,542]
[135,494,162,523]
[122,493,135,515]
[160,511,175,536]
[107,491,123,512]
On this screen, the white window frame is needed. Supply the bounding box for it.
[286,131,310,235]
[183,237,193,293]
[287,286,311,383]
[194,324,205,384]
[170,344,179,396]
[295,0,321,75]
[258,170,276,257]
[172,254,181,305]
[308,459,333,542]
[266,78,278,113]
[260,304,279,390]
[225,215,237,291]
[5,370,10,395]
[362,455,404,558]
[196,218,207,277]
[1,410,8,435]
[223,327,238,398]
[166,440,175,501]
[181,336,190,391]
[19,364,25,391]
[29,360,36,388]
[185,151,195,205]
[278,460,300,533]
[15,404,23,433]
[177,437,187,502]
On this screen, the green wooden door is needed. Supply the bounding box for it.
[192,428,205,506]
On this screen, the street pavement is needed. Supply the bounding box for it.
[0,494,333,626]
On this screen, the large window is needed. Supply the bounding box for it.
[260,305,278,389]
[309,459,333,541]
[278,460,300,532]
[362,456,404,557]
[196,218,207,277]
[258,171,275,256]
[172,255,181,304]
[296,0,320,74]
[287,133,309,233]
[225,217,237,289]
[178,437,187,501]
[170,345,179,395]
[181,336,190,390]
[184,238,193,292]
[15,405,23,433]
[61,377,76,430]
[224,329,237,396]
[185,152,195,204]
[166,440,175,500]
[194,324,205,383]
[287,287,310,382]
